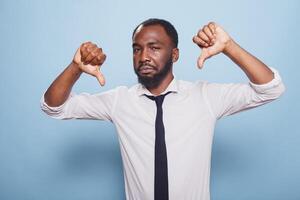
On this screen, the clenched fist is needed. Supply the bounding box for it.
[73,42,106,86]
[193,22,232,68]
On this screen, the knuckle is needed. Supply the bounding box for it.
[84,41,91,46]
[85,54,91,60]
[91,59,97,65]
[102,54,107,62]
[81,50,87,57]
[197,30,203,36]
[81,57,87,63]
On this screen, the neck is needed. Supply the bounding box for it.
[147,72,174,96]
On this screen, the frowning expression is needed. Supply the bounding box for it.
[132,24,178,88]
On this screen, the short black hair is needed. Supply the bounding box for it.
[132,18,178,48]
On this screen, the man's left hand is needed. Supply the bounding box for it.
[193,22,232,68]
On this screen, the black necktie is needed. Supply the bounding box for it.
[145,91,172,200]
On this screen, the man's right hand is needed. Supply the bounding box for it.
[73,41,106,86]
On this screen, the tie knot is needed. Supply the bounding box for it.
[145,91,172,106]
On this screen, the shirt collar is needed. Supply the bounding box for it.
[136,77,179,97]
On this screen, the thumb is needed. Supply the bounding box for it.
[94,70,106,86]
[197,51,207,69]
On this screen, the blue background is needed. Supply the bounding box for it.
[0,0,299,199]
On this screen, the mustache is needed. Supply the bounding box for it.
[138,63,157,71]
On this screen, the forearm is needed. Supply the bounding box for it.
[223,39,274,84]
[44,62,82,107]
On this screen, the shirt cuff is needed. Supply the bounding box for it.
[248,67,283,93]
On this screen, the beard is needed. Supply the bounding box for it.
[134,57,173,89]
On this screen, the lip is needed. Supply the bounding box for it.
[139,65,156,74]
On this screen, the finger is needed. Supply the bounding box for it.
[81,41,93,57]
[198,31,211,43]
[81,42,91,52]
[82,41,92,47]
[90,55,99,66]
[193,36,209,47]
[197,51,207,69]
[83,46,99,65]
[203,26,214,42]
[208,22,216,35]
[81,43,97,61]
[80,44,89,60]
[94,70,106,86]
[90,48,102,65]
[90,52,106,66]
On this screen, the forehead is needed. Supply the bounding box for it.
[132,24,172,46]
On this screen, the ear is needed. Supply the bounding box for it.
[172,48,179,63]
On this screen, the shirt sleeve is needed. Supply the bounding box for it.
[40,89,118,121]
[202,67,285,119]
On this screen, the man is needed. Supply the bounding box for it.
[41,19,285,200]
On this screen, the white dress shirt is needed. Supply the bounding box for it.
[41,68,285,200]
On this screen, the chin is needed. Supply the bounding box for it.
[139,72,155,78]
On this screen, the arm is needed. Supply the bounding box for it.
[44,62,82,107]
[192,22,273,84]
[223,40,274,84]
[44,42,106,107]
[193,22,285,119]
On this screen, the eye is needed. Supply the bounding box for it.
[150,46,160,51]
[133,47,141,53]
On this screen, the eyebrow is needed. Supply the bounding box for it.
[132,43,139,48]
[132,40,164,47]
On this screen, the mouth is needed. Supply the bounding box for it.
[138,65,156,74]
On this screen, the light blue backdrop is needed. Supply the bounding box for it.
[0,0,299,199]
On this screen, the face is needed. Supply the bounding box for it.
[132,24,178,89]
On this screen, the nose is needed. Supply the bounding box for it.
[140,49,150,62]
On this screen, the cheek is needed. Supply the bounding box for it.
[133,55,139,66]
[154,52,172,66]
